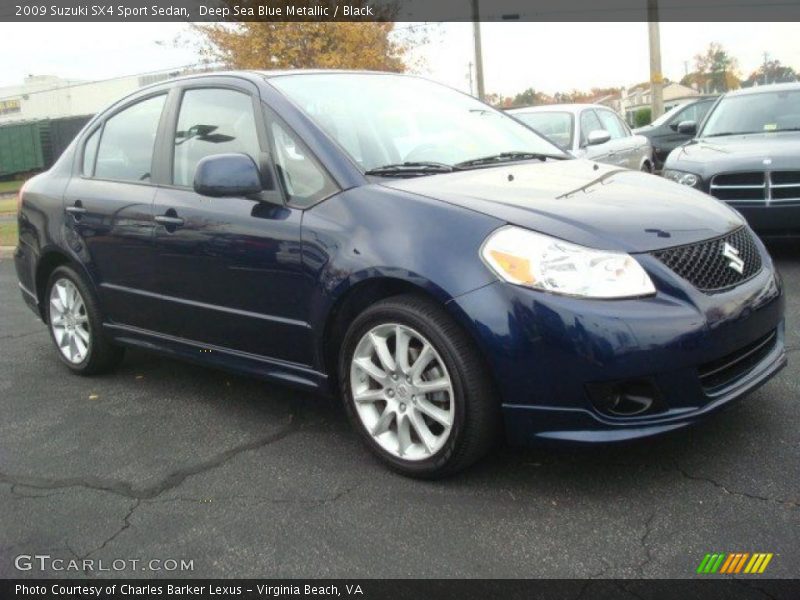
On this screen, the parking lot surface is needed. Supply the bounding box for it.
[0,243,798,579]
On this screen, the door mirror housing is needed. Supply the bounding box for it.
[586,129,611,146]
[193,153,263,198]
[677,120,697,135]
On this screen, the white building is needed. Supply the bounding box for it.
[0,67,207,124]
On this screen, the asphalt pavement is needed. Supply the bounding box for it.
[0,242,798,579]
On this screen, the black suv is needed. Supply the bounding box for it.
[663,83,800,237]
[633,96,717,171]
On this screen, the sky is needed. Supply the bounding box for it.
[0,22,797,96]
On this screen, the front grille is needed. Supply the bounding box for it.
[651,227,762,293]
[698,330,778,393]
[710,170,800,205]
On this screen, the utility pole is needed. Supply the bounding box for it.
[647,0,664,119]
[472,0,485,100]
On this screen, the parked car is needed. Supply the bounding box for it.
[633,96,717,171]
[509,104,654,171]
[15,71,785,478]
[663,82,800,237]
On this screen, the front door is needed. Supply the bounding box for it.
[150,85,314,366]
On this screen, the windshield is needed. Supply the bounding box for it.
[514,111,573,149]
[270,73,568,171]
[701,88,800,137]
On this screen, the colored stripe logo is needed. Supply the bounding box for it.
[697,553,773,574]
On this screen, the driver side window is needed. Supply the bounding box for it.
[596,110,628,139]
[172,88,261,187]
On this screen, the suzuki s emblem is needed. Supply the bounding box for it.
[722,242,745,274]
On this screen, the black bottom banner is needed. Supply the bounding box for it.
[2,579,800,600]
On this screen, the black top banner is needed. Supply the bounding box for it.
[2,0,800,22]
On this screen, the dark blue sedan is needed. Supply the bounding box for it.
[14,71,786,477]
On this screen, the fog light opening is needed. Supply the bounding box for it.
[587,380,662,417]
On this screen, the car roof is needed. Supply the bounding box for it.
[133,69,408,93]
[509,104,609,114]
[724,81,800,97]
[254,69,399,78]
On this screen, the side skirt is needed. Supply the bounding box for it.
[103,323,329,393]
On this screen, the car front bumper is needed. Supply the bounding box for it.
[449,253,786,445]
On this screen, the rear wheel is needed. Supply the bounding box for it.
[46,266,124,375]
[339,294,499,478]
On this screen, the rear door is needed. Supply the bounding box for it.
[63,92,168,329]
[149,80,337,367]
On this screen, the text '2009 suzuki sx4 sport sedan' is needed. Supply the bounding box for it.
[14,71,786,477]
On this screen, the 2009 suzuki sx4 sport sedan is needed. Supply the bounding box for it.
[14,71,786,477]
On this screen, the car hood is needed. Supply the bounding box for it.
[381,159,743,253]
[667,131,800,172]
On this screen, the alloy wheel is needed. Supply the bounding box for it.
[49,278,91,364]
[350,323,455,461]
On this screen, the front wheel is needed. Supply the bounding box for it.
[46,265,124,375]
[339,294,499,478]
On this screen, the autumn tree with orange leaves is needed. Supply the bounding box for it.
[194,20,411,73]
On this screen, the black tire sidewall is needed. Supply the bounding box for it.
[339,300,472,477]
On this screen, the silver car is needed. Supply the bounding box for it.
[510,104,654,172]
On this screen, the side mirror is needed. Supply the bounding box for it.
[587,130,611,146]
[193,153,263,198]
[669,122,679,132]
[677,120,697,135]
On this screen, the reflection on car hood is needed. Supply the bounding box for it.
[381,159,742,253]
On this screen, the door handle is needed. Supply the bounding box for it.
[66,201,87,219]
[154,212,184,227]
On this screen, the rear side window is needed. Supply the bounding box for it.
[95,94,166,182]
[172,88,261,187]
[82,128,100,176]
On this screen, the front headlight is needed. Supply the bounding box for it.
[662,169,700,187]
[481,226,656,299]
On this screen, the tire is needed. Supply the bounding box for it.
[339,294,499,478]
[45,265,125,375]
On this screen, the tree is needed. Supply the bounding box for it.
[742,59,798,87]
[510,88,551,107]
[634,108,652,127]
[194,18,411,72]
[681,42,740,93]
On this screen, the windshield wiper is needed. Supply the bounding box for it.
[455,151,565,169]
[704,131,762,138]
[364,161,458,177]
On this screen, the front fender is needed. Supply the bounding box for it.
[301,185,503,369]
